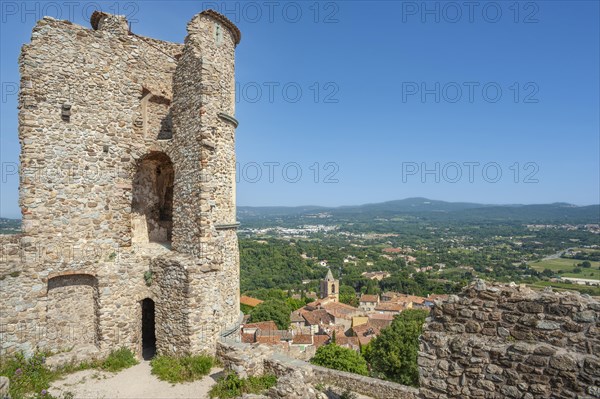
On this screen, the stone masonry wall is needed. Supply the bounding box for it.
[150,255,191,355]
[18,14,181,251]
[217,341,420,399]
[419,281,600,399]
[46,274,99,350]
[2,10,242,359]
[170,11,241,346]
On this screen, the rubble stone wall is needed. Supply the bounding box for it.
[46,273,99,350]
[216,341,420,399]
[420,282,600,399]
[2,9,241,359]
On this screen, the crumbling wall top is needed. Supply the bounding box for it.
[90,10,129,35]
[198,9,241,46]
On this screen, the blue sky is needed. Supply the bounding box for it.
[1,1,599,218]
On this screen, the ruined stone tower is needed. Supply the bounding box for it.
[1,10,242,359]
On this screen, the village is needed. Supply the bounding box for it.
[239,270,447,361]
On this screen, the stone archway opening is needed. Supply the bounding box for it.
[141,298,156,360]
[132,152,174,246]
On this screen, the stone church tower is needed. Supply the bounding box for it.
[0,10,242,359]
[320,269,339,302]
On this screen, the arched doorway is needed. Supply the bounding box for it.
[141,298,156,359]
[131,152,174,245]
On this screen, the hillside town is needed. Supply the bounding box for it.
[239,270,447,360]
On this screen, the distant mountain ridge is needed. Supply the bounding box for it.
[238,197,600,223]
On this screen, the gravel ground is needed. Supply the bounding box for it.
[49,361,224,399]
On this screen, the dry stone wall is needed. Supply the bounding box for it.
[420,281,600,399]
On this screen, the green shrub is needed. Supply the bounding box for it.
[0,352,58,399]
[249,300,291,330]
[310,344,369,376]
[100,347,138,372]
[143,271,153,286]
[209,373,277,398]
[150,354,213,383]
[364,309,428,387]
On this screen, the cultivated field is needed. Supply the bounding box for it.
[530,257,600,280]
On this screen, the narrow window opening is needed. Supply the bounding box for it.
[132,152,174,246]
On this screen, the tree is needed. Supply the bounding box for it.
[364,280,380,295]
[249,300,291,330]
[364,309,428,387]
[286,297,308,311]
[240,303,254,314]
[542,268,554,278]
[311,344,368,376]
[339,285,358,307]
[579,261,592,268]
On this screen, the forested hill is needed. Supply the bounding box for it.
[238,198,600,226]
[2,199,598,233]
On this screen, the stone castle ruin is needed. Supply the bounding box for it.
[1,10,242,359]
[1,9,599,399]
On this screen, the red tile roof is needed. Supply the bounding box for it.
[320,302,360,319]
[290,311,305,324]
[254,329,293,344]
[382,247,402,253]
[241,333,256,343]
[313,334,331,348]
[292,334,313,345]
[360,294,379,303]
[256,335,284,344]
[375,302,405,312]
[368,317,393,330]
[389,294,427,305]
[369,313,395,321]
[352,322,385,346]
[302,309,333,326]
[243,320,278,331]
[240,295,264,307]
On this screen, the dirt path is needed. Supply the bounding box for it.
[49,361,224,399]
